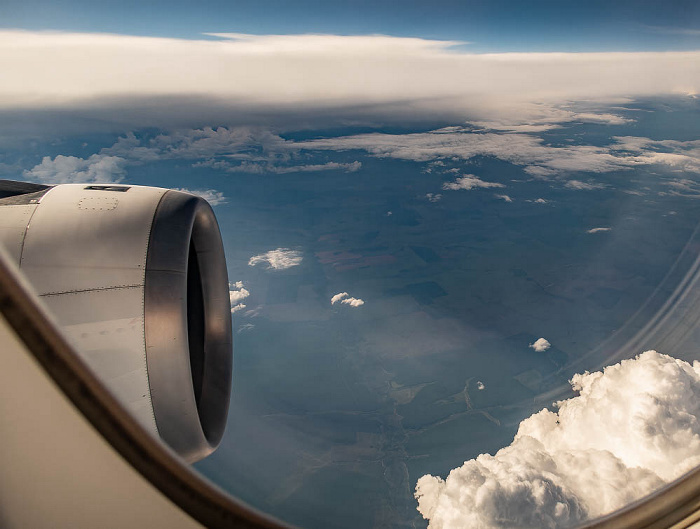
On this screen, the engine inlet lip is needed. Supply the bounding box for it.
[144,190,232,463]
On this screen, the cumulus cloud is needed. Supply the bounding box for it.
[173,187,227,205]
[442,174,505,191]
[477,381,485,390]
[530,338,551,352]
[415,351,700,529]
[426,193,443,202]
[331,292,365,307]
[587,227,612,234]
[23,154,127,184]
[495,194,513,202]
[229,281,250,313]
[249,248,303,270]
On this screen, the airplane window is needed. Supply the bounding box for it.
[1,2,700,528]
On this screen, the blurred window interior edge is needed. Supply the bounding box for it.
[1,241,700,529]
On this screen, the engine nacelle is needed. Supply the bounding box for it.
[0,181,232,463]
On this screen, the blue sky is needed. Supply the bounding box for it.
[2,0,700,52]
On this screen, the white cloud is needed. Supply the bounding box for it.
[426,193,442,202]
[294,128,682,179]
[342,297,365,307]
[331,292,349,304]
[331,292,365,307]
[587,227,612,234]
[173,188,227,206]
[2,31,699,117]
[531,198,548,204]
[612,137,700,174]
[208,159,362,174]
[530,338,551,352]
[469,109,633,133]
[249,248,303,270]
[661,178,700,198]
[572,112,634,125]
[565,180,607,190]
[525,166,559,178]
[31,124,700,192]
[415,351,700,528]
[442,174,505,191]
[101,128,365,175]
[270,161,361,174]
[477,381,485,390]
[495,194,513,202]
[229,281,250,313]
[237,323,255,334]
[23,154,127,184]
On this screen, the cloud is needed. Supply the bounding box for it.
[495,194,513,202]
[587,227,612,234]
[442,174,505,191]
[293,127,695,180]
[661,178,700,198]
[237,323,255,334]
[331,292,349,304]
[229,281,250,313]
[469,109,633,132]
[612,137,700,173]
[643,25,700,37]
[477,381,485,390]
[28,124,700,191]
[331,292,365,307]
[99,128,365,175]
[2,31,699,120]
[203,159,362,174]
[415,351,700,528]
[249,248,303,270]
[530,338,551,352]
[173,188,227,205]
[426,193,443,202]
[565,180,607,190]
[23,154,127,184]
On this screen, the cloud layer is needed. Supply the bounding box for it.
[21,124,700,186]
[2,30,699,119]
[415,351,700,528]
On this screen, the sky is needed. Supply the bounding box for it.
[2,0,700,52]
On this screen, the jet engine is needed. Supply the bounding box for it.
[0,180,232,463]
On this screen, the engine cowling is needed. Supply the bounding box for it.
[0,181,232,463]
